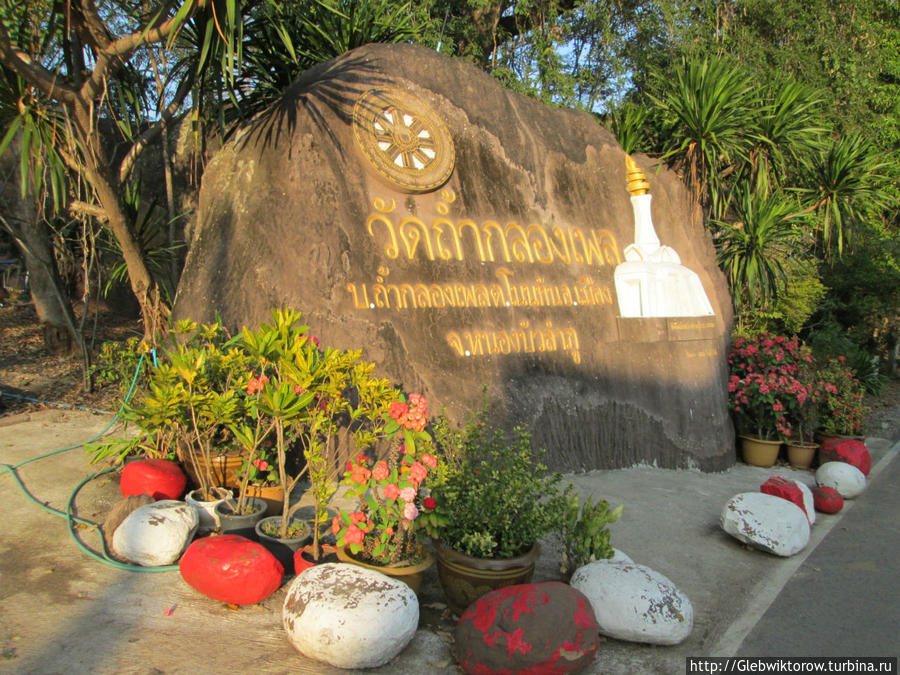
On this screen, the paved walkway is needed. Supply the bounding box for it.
[1,408,897,673]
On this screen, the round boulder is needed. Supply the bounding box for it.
[120,459,187,500]
[760,477,815,525]
[112,500,198,566]
[816,461,866,499]
[819,439,871,476]
[454,582,598,674]
[180,535,283,604]
[720,492,810,557]
[283,563,418,669]
[570,561,693,645]
[812,486,844,514]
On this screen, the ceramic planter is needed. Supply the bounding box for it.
[785,441,818,470]
[336,545,434,595]
[254,516,312,575]
[182,451,244,490]
[738,435,782,467]
[434,540,540,614]
[185,487,233,533]
[214,497,267,540]
[244,484,285,517]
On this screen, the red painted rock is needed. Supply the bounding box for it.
[819,439,871,476]
[812,486,844,514]
[454,582,598,674]
[180,534,283,604]
[120,459,187,500]
[760,477,807,518]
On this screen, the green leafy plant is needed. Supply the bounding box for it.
[560,494,623,577]
[424,404,567,559]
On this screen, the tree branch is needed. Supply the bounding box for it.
[103,0,210,60]
[69,200,109,222]
[0,24,77,104]
[72,0,114,50]
[118,74,193,183]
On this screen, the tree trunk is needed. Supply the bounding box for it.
[72,102,166,344]
[0,134,77,355]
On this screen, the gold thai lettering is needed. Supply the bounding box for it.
[347,268,614,311]
[445,321,581,364]
[364,198,621,266]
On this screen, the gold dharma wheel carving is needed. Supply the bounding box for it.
[353,88,455,193]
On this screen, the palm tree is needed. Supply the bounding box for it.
[712,184,800,316]
[649,56,760,219]
[796,133,890,258]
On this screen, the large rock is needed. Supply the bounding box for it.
[180,535,283,604]
[760,477,815,525]
[102,494,155,560]
[720,492,810,556]
[112,500,198,566]
[120,458,187,501]
[454,582,598,674]
[819,439,871,476]
[282,563,418,669]
[569,561,693,645]
[816,461,866,499]
[174,43,734,473]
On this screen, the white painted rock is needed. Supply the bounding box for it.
[112,500,199,566]
[794,481,815,526]
[816,461,866,499]
[610,548,633,564]
[283,563,418,669]
[721,492,810,556]
[570,560,693,645]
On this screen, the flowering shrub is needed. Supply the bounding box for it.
[332,393,441,565]
[235,447,279,486]
[728,333,819,441]
[816,356,869,436]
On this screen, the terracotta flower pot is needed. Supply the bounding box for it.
[434,540,540,614]
[182,451,245,490]
[739,435,782,468]
[293,544,339,575]
[336,545,434,595]
[244,484,285,517]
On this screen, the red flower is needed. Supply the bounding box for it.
[424,497,436,510]
[344,524,365,546]
[383,483,400,501]
[246,374,269,395]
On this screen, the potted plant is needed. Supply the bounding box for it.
[423,404,567,613]
[559,494,623,580]
[727,333,809,466]
[331,393,438,593]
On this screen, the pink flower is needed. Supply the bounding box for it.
[421,454,438,469]
[252,458,269,471]
[348,464,371,485]
[399,486,417,502]
[389,401,409,422]
[384,483,400,501]
[331,516,342,535]
[372,460,389,481]
[403,502,419,520]
[344,524,365,546]
[408,461,428,484]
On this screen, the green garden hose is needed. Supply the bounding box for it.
[1,350,179,572]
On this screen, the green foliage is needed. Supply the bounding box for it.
[91,337,152,398]
[712,184,799,313]
[428,404,567,559]
[560,494,623,576]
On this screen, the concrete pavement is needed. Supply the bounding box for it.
[1,407,897,674]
